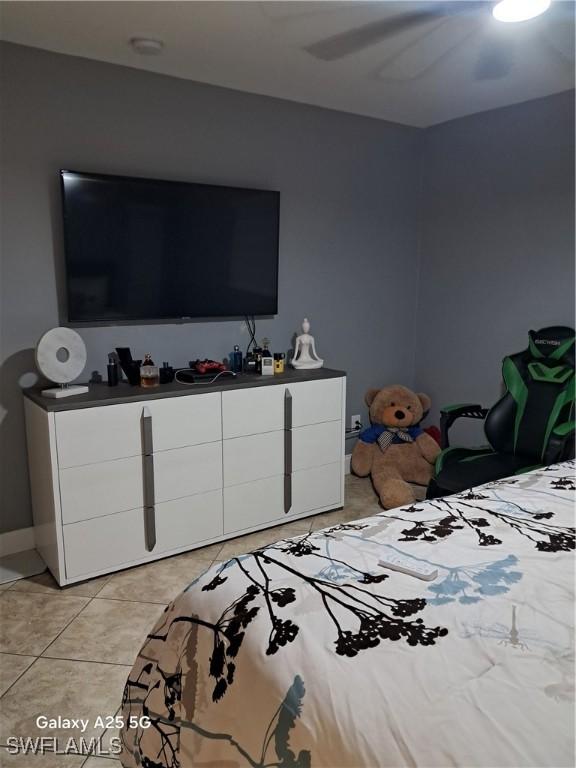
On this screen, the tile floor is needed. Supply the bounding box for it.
[0,475,381,767]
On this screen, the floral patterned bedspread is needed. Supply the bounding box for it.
[121,462,575,768]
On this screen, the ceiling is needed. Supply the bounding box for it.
[0,1,574,127]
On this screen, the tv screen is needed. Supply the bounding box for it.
[60,170,280,323]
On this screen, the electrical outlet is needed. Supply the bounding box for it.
[350,414,362,431]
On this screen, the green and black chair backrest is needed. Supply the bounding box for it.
[484,326,575,462]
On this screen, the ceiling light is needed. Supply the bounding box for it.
[130,38,164,55]
[492,0,551,23]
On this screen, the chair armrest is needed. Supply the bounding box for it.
[440,403,486,417]
[440,403,489,449]
[542,420,575,465]
[552,420,575,438]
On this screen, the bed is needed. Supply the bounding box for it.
[121,461,575,768]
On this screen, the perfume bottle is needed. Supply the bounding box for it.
[253,346,263,374]
[260,338,273,375]
[261,338,272,359]
[140,354,159,388]
[243,352,257,374]
[231,345,243,373]
[107,353,119,387]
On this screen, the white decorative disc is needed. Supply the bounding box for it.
[35,327,87,385]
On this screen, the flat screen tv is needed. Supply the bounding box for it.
[60,170,280,323]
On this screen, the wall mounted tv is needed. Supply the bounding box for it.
[60,170,280,323]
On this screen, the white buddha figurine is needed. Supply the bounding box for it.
[291,318,324,369]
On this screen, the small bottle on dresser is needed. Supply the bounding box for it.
[140,354,160,387]
[231,345,243,373]
[107,354,119,386]
[261,338,274,376]
[253,346,263,374]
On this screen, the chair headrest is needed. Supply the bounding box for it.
[528,326,575,366]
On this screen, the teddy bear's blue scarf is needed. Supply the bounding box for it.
[359,424,423,452]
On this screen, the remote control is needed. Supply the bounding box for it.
[378,553,438,581]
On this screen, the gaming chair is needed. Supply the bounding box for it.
[428,326,575,498]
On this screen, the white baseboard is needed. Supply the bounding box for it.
[345,453,351,475]
[0,527,36,557]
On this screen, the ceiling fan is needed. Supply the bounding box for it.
[303,1,487,61]
[299,0,561,81]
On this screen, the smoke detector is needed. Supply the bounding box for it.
[130,38,164,55]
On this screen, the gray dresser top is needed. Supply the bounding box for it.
[24,367,346,412]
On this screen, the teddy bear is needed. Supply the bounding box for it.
[351,384,441,509]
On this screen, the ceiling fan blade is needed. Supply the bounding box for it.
[304,7,444,61]
[378,15,480,81]
[542,8,575,64]
[303,1,487,61]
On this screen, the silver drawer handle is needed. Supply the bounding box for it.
[141,407,156,551]
[284,389,292,514]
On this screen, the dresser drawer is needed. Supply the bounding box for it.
[291,462,342,516]
[155,443,223,502]
[223,431,284,487]
[64,507,148,578]
[224,476,285,534]
[290,378,342,427]
[223,461,342,535]
[64,491,224,579]
[222,385,285,438]
[292,421,343,472]
[146,393,221,452]
[154,490,223,553]
[222,378,344,439]
[59,456,143,524]
[55,393,221,468]
[59,442,223,523]
[56,402,144,468]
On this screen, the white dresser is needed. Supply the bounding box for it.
[24,370,346,585]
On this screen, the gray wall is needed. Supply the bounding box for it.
[1,42,573,535]
[415,90,575,444]
[0,42,423,533]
